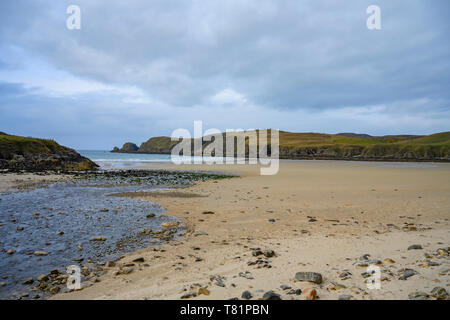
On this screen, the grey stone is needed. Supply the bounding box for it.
[295,271,323,284]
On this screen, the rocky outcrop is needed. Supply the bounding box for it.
[138,137,179,154]
[110,131,450,162]
[0,133,98,171]
[111,142,139,153]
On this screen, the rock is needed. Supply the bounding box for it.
[146,214,155,218]
[161,221,179,228]
[0,282,5,287]
[181,291,197,299]
[202,211,215,215]
[33,251,48,256]
[37,274,49,282]
[339,271,352,280]
[210,275,226,287]
[338,294,353,300]
[384,258,395,263]
[329,281,347,290]
[22,278,34,285]
[17,226,24,231]
[90,236,106,241]
[302,288,317,300]
[262,290,281,300]
[263,250,275,258]
[48,286,60,294]
[239,271,254,279]
[100,208,109,212]
[120,267,134,274]
[132,257,145,263]
[408,292,429,300]
[295,271,323,284]
[280,285,292,290]
[399,269,418,280]
[105,261,116,267]
[268,218,276,223]
[430,287,448,300]
[241,290,253,299]
[252,249,263,257]
[287,289,302,295]
[407,244,422,250]
[198,287,210,296]
[6,249,15,255]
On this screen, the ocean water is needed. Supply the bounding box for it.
[78,150,172,169]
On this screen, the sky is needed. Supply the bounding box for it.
[0,0,449,149]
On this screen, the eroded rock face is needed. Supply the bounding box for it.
[111,142,139,153]
[0,133,98,171]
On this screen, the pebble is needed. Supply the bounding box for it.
[90,236,106,241]
[407,244,422,250]
[241,290,253,299]
[33,251,48,256]
[198,287,210,296]
[262,290,281,300]
[37,274,49,282]
[295,271,323,284]
[22,278,34,285]
[430,287,448,300]
[338,294,353,300]
[161,222,179,228]
[399,269,418,280]
[302,288,317,300]
[286,288,302,295]
[181,291,197,299]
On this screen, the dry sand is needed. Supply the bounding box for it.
[24,160,450,299]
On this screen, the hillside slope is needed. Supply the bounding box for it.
[0,133,98,171]
[112,130,450,162]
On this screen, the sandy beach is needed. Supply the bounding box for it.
[39,160,450,300]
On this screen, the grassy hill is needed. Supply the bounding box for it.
[0,133,98,171]
[113,130,450,162]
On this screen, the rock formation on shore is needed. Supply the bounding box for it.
[0,132,98,171]
[110,131,450,162]
[111,142,139,153]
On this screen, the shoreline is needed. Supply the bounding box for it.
[48,160,449,300]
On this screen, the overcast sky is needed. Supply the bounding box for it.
[1,0,449,149]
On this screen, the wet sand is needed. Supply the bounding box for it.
[40,160,450,299]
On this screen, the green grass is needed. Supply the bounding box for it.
[0,133,69,155]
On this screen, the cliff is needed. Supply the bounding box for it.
[0,133,98,171]
[110,131,450,162]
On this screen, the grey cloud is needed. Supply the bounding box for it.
[0,0,449,147]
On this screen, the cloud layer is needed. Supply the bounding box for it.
[0,0,449,148]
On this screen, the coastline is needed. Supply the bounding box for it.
[48,160,450,300]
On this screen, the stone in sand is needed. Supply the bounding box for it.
[132,257,145,263]
[295,271,323,284]
[302,288,317,300]
[262,290,281,300]
[338,294,353,300]
[22,278,34,285]
[181,291,197,299]
[241,290,253,299]
[161,221,179,228]
[407,244,422,250]
[90,236,106,241]
[399,269,417,280]
[430,287,448,300]
[33,251,48,256]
